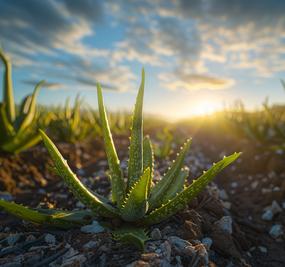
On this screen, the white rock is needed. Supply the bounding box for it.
[251,181,259,189]
[262,210,273,221]
[151,228,162,240]
[83,240,97,249]
[7,234,20,246]
[80,220,104,234]
[214,216,233,234]
[262,201,282,221]
[44,233,56,245]
[258,246,267,253]
[219,189,229,200]
[201,237,213,250]
[230,182,238,189]
[269,224,284,239]
[168,236,196,256]
[271,201,282,214]
[222,201,232,210]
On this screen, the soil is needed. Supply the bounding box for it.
[0,130,284,267]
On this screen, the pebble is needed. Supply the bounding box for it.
[222,201,231,210]
[262,201,282,221]
[251,181,259,189]
[151,228,162,240]
[44,233,56,245]
[258,246,267,253]
[214,216,233,234]
[201,237,213,250]
[0,192,13,201]
[83,240,97,249]
[76,201,85,208]
[219,189,229,200]
[269,224,284,239]
[7,234,21,246]
[282,202,285,209]
[230,182,238,188]
[80,220,105,234]
[168,236,196,256]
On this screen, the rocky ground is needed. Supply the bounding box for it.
[0,132,284,267]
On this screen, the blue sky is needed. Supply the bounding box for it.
[1,0,285,120]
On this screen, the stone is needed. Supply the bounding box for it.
[44,233,56,245]
[7,234,21,246]
[150,228,162,240]
[269,224,284,239]
[83,240,97,249]
[258,246,267,253]
[168,236,196,256]
[219,189,229,200]
[80,220,105,234]
[201,237,213,250]
[214,216,233,235]
[262,201,282,221]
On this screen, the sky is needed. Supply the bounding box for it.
[0,0,285,120]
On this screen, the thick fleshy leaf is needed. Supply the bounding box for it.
[127,69,145,189]
[121,168,151,222]
[0,103,15,141]
[0,200,93,229]
[149,139,192,209]
[142,152,241,225]
[143,135,154,192]
[112,227,149,250]
[2,132,41,154]
[0,49,15,123]
[39,130,119,218]
[97,84,125,206]
[159,167,189,206]
[18,81,43,133]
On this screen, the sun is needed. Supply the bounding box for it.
[192,100,221,116]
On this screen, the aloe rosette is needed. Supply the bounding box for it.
[0,70,240,247]
[0,49,44,153]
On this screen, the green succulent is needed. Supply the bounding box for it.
[0,70,240,248]
[49,95,94,143]
[0,49,44,153]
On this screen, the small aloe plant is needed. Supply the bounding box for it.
[0,70,240,248]
[0,49,44,153]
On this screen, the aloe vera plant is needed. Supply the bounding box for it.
[49,95,95,143]
[0,49,43,153]
[0,70,240,248]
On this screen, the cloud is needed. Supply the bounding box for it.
[1,0,285,95]
[159,72,234,91]
[22,80,64,90]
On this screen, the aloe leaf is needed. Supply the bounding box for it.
[2,132,41,154]
[0,103,15,139]
[121,168,151,222]
[149,139,192,209]
[18,80,43,133]
[112,227,149,250]
[159,167,189,206]
[142,152,241,225]
[128,69,145,189]
[97,84,125,206]
[143,135,154,192]
[0,199,47,225]
[0,49,15,123]
[0,200,93,229]
[39,130,119,218]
